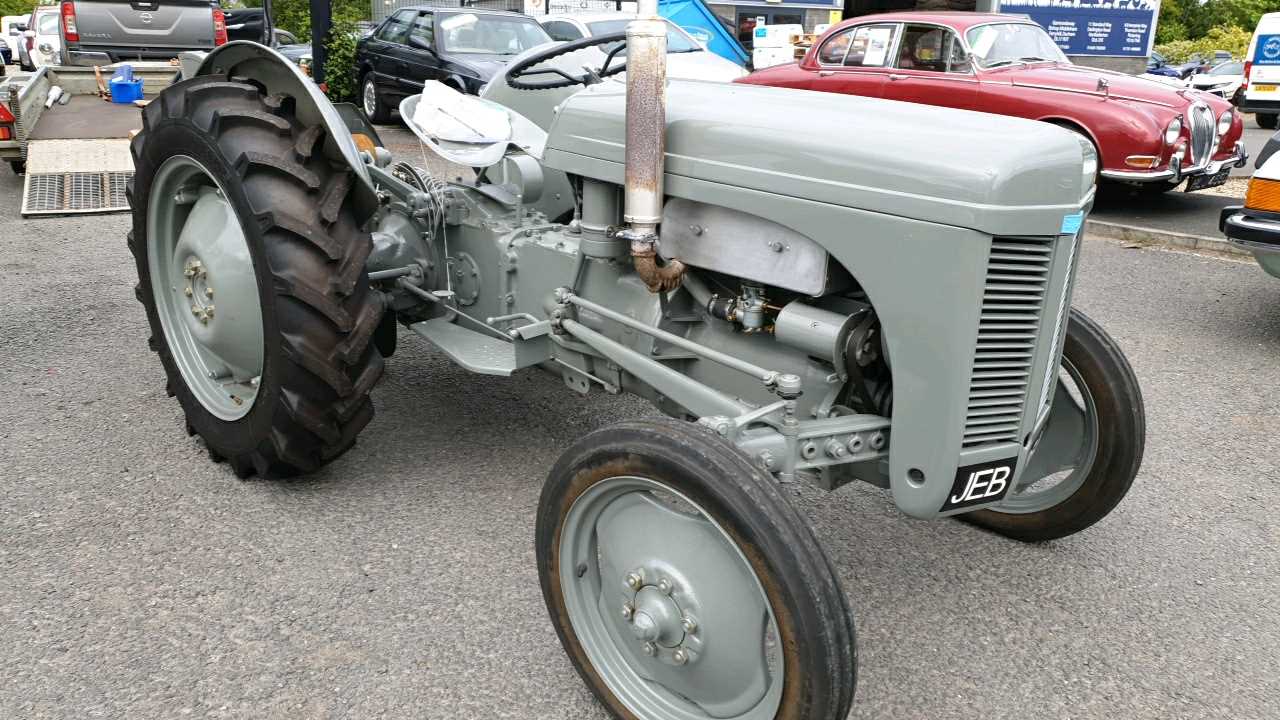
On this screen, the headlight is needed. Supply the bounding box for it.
[1076,134,1097,190]
[1164,116,1182,145]
[1218,108,1234,135]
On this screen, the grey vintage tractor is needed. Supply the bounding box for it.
[127,5,1144,718]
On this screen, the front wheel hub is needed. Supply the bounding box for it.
[627,583,685,649]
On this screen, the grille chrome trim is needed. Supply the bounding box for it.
[963,237,1055,448]
[1187,102,1216,167]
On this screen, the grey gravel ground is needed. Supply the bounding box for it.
[2,125,1279,720]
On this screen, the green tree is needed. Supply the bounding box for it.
[0,0,36,18]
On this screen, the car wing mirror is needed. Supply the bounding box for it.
[1256,129,1280,169]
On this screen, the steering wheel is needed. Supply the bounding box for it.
[505,31,629,90]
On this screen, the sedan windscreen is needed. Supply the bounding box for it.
[966,23,1067,68]
[586,20,700,53]
[437,12,551,55]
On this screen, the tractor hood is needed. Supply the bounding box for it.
[542,80,1093,237]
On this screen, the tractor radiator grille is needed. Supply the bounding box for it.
[963,236,1055,448]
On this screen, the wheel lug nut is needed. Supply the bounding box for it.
[641,642,656,657]
[184,287,193,297]
[657,578,673,595]
[681,617,697,634]
[672,649,689,665]
[205,287,214,298]
[622,603,634,621]
[625,571,644,591]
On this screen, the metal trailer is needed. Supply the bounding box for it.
[0,62,175,215]
[124,0,1146,715]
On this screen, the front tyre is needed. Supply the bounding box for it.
[963,309,1145,542]
[128,75,384,479]
[1257,113,1278,130]
[538,418,856,720]
[361,74,391,124]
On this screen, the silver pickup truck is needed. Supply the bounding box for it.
[60,0,225,66]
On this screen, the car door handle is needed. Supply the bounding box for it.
[818,70,835,77]
[889,73,908,81]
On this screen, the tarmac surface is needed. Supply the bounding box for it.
[1,123,1278,719]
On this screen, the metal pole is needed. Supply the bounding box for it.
[310,0,331,86]
[260,0,275,46]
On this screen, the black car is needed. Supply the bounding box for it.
[356,7,552,123]
[1,40,11,69]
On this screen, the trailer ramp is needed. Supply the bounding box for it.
[21,138,133,216]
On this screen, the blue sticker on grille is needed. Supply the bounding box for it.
[1060,212,1083,235]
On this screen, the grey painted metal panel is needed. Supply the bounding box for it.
[544,78,1093,238]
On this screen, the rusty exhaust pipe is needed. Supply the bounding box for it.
[622,0,684,293]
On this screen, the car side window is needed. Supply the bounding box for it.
[842,25,897,68]
[895,24,964,73]
[543,21,582,42]
[378,10,414,44]
[817,28,854,65]
[409,12,434,48]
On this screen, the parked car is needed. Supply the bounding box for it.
[58,0,226,66]
[1146,50,1181,78]
[538,12,746,82]
[0,35,11,68]
[1189,61,1245,102]
[356,7,552,123]
[1238,11,1280,129]
[221,8,297,45]
[3,13,29,59]
[739,12,1247,193]
[18,6,60,70]
[1220,130,1280,278]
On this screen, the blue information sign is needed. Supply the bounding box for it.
[998,0,1158,58]
[1255,34,1280,66]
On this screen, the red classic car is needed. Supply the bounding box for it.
[738,12,1247,192]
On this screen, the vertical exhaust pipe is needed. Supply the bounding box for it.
[623,0,685,292]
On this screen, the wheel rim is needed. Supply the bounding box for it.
[147,155,264,421]
[997,355,1099,514]
[363,80,377,117]
[559,476,784,720]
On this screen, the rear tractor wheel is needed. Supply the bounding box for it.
[128,74,384,478]
[538,418,857,720]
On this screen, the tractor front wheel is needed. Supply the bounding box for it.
[538,418,857,720]
[962,309,1145,541]
[128,75,384,478]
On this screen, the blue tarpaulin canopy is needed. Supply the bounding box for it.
[659,0,749,67]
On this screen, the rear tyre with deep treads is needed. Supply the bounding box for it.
[128,74,384,479]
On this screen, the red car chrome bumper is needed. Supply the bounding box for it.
[1101,141,1248,183]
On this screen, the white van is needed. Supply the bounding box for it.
[1241,12,1280,129]
[2,14,30,59]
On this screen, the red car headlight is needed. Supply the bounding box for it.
[1217,108,1234,136]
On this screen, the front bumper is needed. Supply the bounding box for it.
[65,46,212,67]
[1101,141,1248,183]
[1220,206,1280,278]
[1237,97,1280,114]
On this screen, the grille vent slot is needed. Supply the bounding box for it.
[964,237,1053,447]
